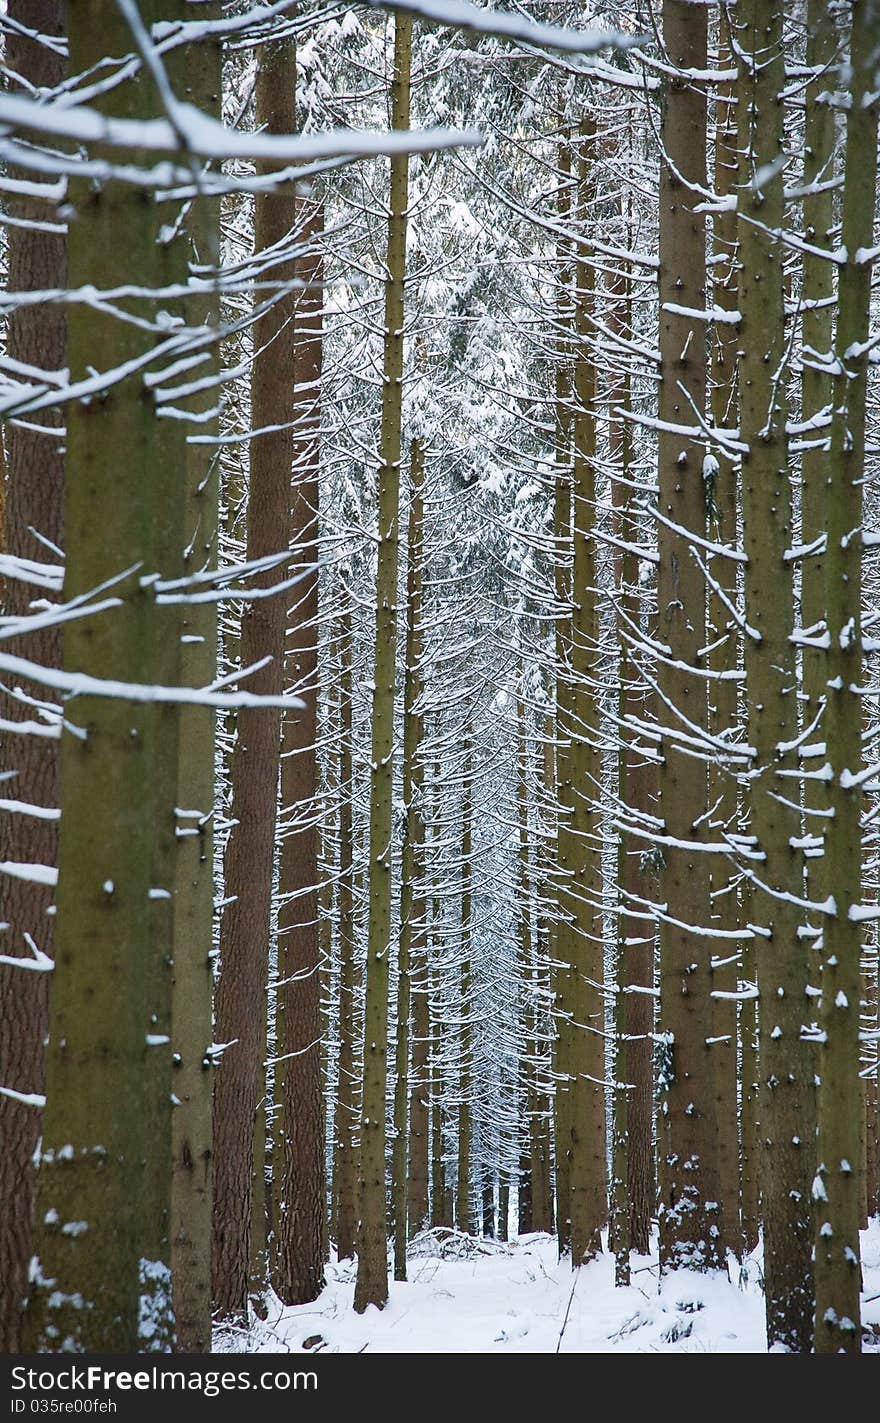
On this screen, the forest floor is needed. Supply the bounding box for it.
[219,1220,880,1354]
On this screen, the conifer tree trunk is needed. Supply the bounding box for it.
[332,611,358,1261]
[316,796,333,1268]
[740,906,760,1251]
[551,123,574,1256]
[796,0,838,1280]
[481,1179,495,1238]
[707,49,741,1260]
[409,983,431,1233]
[536,719,557,1237]
[735,0,816,1349]
[456,740,475,1235]
[24,0,186,1352]
[212,37,296,1322]
[248,1089,270,1317]
[795,14,839,1270]
[516,693,535,1234]
[800,0,837,777]
[609,306,634,1282]
[430,950,448,1227]
[562,117,606,1265]
[428,794,451,1230]
[865,946,880,1219]
[354,10,413,1313]
[170,8,222,1353]
[426,767,448,1230]
[273,195,325,1308]
[0,0,65,1353]
[393,438,427,1276]
[408,851,431,1237]
[656,0,721,1272]
[608,218,654,1268]
[498,1179,510,1242]
[813,0,879,1354]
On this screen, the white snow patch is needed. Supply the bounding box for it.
[214,1224,880,1355]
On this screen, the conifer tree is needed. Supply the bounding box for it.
[273,194,326,1308]
[332,609,359,1262]
[562,114,606,1264]
[456,736,476,1236]
[0,0,65,1353]
[212,36,296,1323]
[354,9,413,1313]
[24,0,187,1352]
[735,0,816,1348]
[169,5,222,1353]
[393,437,427,1275]
[655,0,721,1273]
[813,0,880,1354]
[707,40,740,1259]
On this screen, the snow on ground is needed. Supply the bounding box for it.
[218,1219,880,1354]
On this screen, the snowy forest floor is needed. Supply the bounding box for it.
[216,1221,880,1354]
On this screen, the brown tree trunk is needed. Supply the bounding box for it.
[534,723,556,1237]
[24,0,186,1351]
[656,0,722,1272]
[408,952,431,1236]
[516,691,535,1235]
[170,8,222,1352]
[273,196,325,1307]
[608,231,655,1264]
[332,611,358,1260]
[551,120,574,1258]
[0,0,65,1353]
[456,740,475,1236]
[400,440,429,1247]
[353,10,413,1313]
[707,43,741,1261]
[212,38,295,1322]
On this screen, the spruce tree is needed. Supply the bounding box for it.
[0,0,65,1353]
[735,0,816,1349]
[354,10,413,1313]
[813,0,879,1354]
[24,0,187,1352]
[655,0,722,1274]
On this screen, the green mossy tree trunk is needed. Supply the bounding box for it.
[735,0,816,1350]
[23,0,186,1352]
[813,0,879,1355]
[799,0,837,777]
[169,7,222,1353]
[656,0,722,1274]
[707,45,741,1261]
[354,10,413,1314]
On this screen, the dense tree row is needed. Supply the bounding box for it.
[0,0,878,1356]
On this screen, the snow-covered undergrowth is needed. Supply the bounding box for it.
[217,1220,880,1354]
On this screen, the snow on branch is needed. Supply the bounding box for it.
[0,1086,46,1109]
[364,0,638,55]
[0,92,481,168]
[0,651,305,713]
[0,933,54,973]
